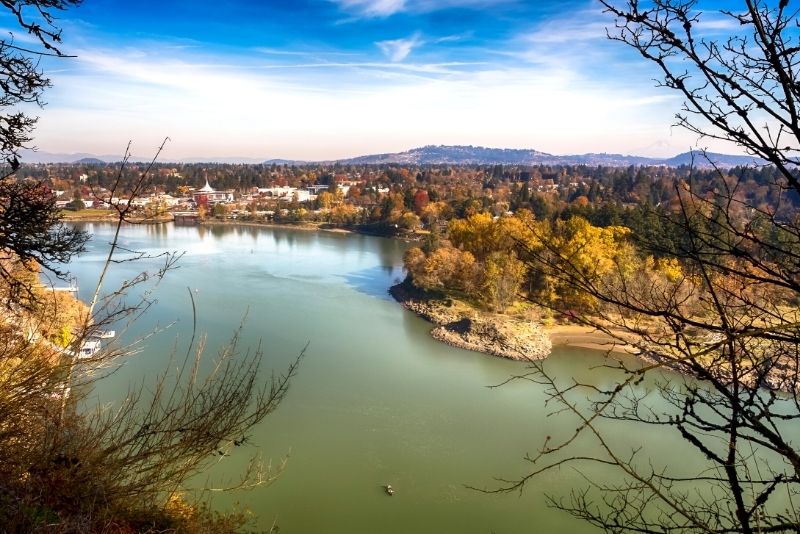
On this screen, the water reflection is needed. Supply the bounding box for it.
[247,226,259,242]
[144,222,169,238]
[343,265,401,300]
[210,224,227,239]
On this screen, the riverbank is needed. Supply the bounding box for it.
[62,212,424,240]
[390,279,632,361]
[60,210,173,224]
[202,218,424,241]
[389,280,552,361]
[546,324,633,354]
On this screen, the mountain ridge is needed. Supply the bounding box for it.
[19,145,766,168]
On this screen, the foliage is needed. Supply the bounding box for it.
[539,216,634,309]
[0,179,87,304]
[404,243,479,295]
[482,251,526,313]
[405,210,635,315]
[213,202,227,218]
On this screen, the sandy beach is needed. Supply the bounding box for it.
[545,324,634,355]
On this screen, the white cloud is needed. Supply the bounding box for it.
[433,32,472,44]
[330,0,514,18]
[524,17,608,44]
[27,39,715,162]
[376,33,424,62]
[331,0,407,18]
[0,25,49,46]
[691,11,742,35]
[406,0,514,12]
[29,0,739,161]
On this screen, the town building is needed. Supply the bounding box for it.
[193,179,233,207]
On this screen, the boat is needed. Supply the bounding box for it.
[79,340,102,358]
[385,484,394,496]
[92,330,116,339]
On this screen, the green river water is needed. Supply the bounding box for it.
[64,222,692,534]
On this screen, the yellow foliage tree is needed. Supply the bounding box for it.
[317,191,334,210]
[449,211,543,261]
[448,212,499,260]
[403,243,479,295]
[542,217,633,310]
[482,251,526,312]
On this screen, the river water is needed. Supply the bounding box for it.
[65,222,689,533]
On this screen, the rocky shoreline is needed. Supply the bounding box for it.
[389,280,551,361]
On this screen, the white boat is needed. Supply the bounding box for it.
[92,330,116,339]
[79,340,102,358]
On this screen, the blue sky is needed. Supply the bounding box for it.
[1,0,744,160]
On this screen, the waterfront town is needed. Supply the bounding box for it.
[35,153,772,233]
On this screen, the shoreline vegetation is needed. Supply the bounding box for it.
[59,210,416,237]
[62,211,625,360]
[60,209,172,224]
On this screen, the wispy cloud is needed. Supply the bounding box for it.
[496,5,640,79]
[691,11,742,35]
[330,0,515,19]
[255,48,324,57]
[523,7,609,45]
[433,32,473,44]
[377,33,423,62]
[32,36,699,161]
[27,1,724,160]
[331,0,407,18]
[0,26,48,46]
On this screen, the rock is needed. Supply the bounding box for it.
[389,280,551,361]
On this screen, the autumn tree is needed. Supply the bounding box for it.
[0,168,87,306]
[404,243,479,295]
[494,2,800,532]
[413,189,429,214]
[540,216,633,309]
[331,203,359,225]
[404,211,550,310]
[316,190,334,210]
[212,202,227,218]
[399,211,421,231]
[482,251,526,312]
[448,212,504,260]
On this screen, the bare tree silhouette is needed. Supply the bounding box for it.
[485,2,800,532]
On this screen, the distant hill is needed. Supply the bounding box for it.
[74,157,106,165]
[338,145,767,168]
[661,150,765,167]
[19,145,768,168]
[179,156,272,164]
[340,145,553,165]
[19,150,270,165]
[263,158,308,165]
[20,149,128,164]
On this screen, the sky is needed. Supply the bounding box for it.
[1,0,745,161]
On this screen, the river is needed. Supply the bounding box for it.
[64,222,689,533]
